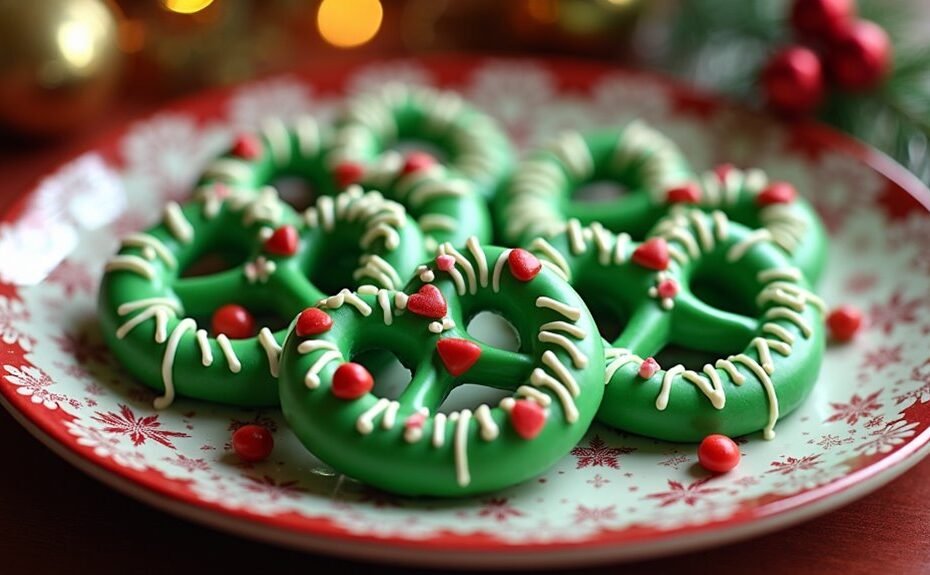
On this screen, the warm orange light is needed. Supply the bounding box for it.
[526,0,558,24]
[318,0,383,49]
[162,0,215,15]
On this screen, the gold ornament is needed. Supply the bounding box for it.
[0,0,122,136]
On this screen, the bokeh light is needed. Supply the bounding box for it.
[318,0,384,49]
[162,0,215,15]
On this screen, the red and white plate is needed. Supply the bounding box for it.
[2,57,930,568]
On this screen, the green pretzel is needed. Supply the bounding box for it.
[527,209,826,442]
[278,239,604,496]
[498,123,828,283]
[99,186,427,408]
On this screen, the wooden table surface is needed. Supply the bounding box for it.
[2,107,930,575]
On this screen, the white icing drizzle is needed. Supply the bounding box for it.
[261,118,291,166]
[466,236,489,287]
[539,320,586,340]
[382,400,401,430]
[408,179,469,209]
[257,327,282,377]
[764,307,812,337]
[243,256,277,284]
[473,404,499,441]
[297,339,340,354]
[680,368,727,409]
[242,187,284,226]
[567,219,588,255]
[432,412,447,447]
[528,238,571,281]
[155,318,196,410]
[762,322,795,345]
[418,214,458,233]
[195,329,213,367]
[377,289,393,325]
[428,321,444,334]
[295,115,320,157]
[354,255,402,289]
[394,292,408,310]
[550,131,593,180]
[121,234,177,269]
[731,354,779,439]
[163,202,194,244]
[515,385,553,406]
[604,347,641,382]
[757,267,802,283]
[116,304,172,343]
[727,228,774,262]
[203,158,251,183]
[530,368,579,423]
[655,364,686,410]
[453,409,472,487]
[357,398,391,434]
[319,288,372,316]
[535,296,582,322]
[538,331,587,368]
[105,255,156,280]
[541,350,581,397]
[491,248,513,293]
[215,334,242,373]
[304,350,342,389]
[441,243,478,294]
[715,358,746,385]
[357,284,379,295]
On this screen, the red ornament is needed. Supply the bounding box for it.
[406,284,447,319]
[401,151,436,175]
[231,134,262,160]
[828,20,892,91]
[713,163,735,182]
[761,46,825,116]
[263,225,299,256]
[638,357,661,379]
[435,254,455,271]
[232,424,274,463]
[827,305,863,341]
[436,338,482,376]
[757,182,797,206]
[665,182,701,204]
[331,362,374,400]
[295,308,333,337]
[211,304,255,339]
[632,238,670,271]
[508,248,542,281]
[510,400,546,440]
[698,434,741,473]
[656,279,679,299]
[790,0,856,41]
[334,162,365,188]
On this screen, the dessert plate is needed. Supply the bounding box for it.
[2,57,930,568]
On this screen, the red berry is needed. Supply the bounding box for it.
[264,225,299,256]
[790,0,856,41]
[334,162,365,188]
[295,308,333,337]
[827,305,863,341]
[828,20,892,91]
[656,279,679,299]
[508,249,542,281]
[231,134,263,160]
[212,304,255,339]
[638,357,660,379]
[666,182,701,204]
[632,238,670,271]
[762,46,825,116]
[331,362,374,400]
[757,182,797,206]
[232,424,274,462]
[510,400,547,439]
[401,151,436,175]
[698,434,741,474]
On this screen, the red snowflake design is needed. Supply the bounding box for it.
[53,330,110,365]
[844,273,878,295]
[860,345,902,373]
[868,290,924,335]
[573,504,618,524]
[644,477,723,507]
[895,358,930,405]
[477,498,524,521]
[825,391,884,425]
[864,415,886,429]
[570,435,635,469]
[767,454,822,475]
[91,404,190,449]
[241,475,306,501]
[162,454,210,473]
[354,488,404,508]
[587,474,610,489]
[46,260,96,297]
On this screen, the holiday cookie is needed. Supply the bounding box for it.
[99,186,427,408]
[498,123,828,282]
[278,238,605,496]
[527,209,826,441]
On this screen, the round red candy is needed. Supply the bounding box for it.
[698,434,741,474]
[296,308,333,337]
[401,151,436,175]
[828,20,892,91]
[211,304,255,339]
[790,0,856,41]
[761,46,825,116]
[232,424,274,462]
[827,305,863,341]
[331,362,374,400]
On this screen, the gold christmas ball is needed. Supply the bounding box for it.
[0,0,122,136]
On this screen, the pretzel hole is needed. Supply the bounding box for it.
[466,311,520,353]
[573,180,628,204]
[271,176,316,211]
[181,249,249,279]
[307,251,367,295]
[587,302,629,342]
[438,384,510,415]
[654,345,723,372]
[690,268,758,318]
[353,349,411,401]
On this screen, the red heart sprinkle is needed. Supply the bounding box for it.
[665,182,701,204]
[331,362,373,400]
[757,182,797,206]
[638,357,661,379]
[510,400,546,440]
[264,225,299,256]
[404,412,426,430]
[436,338,481,376]
[632,238,670,271]
[295,308,333,336]
[406,284,447,319]
[334,162,365,188]
[657,278,679,299]
[401,151,436,175]
[435,254,455,271]
[508,249,542,281]
[713,163,735,182]
[231,134,262,160]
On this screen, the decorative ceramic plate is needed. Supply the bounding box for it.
[2,57,930,569]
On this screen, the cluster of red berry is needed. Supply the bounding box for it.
[761,0,892,116]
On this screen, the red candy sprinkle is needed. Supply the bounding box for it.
[264,225,299,256]
[713,163,735,182]
[828,20,892,91]
[632,238,670,271]
[435,254,455,271]
[698,434,741,474]
[790,0,856,41]
[295,308,333,337]
[401,151,436,175]
[436,338,481,376]
[334,162,365,188]
[657,279,679,299]
[510,400,546,440]
[331,362,374,400]
[665,182,701,204]
[638,357,661,379]
[212,304,255,339]
[827,305,863,341]
[405,412,426,430]
[232,424,274,462]
[406,284,447,319]
[761,46,825,116]
[757,182,797,206]
[508,249,542,281]
[231,134,262,160]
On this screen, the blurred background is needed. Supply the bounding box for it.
[1,0,929,182]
